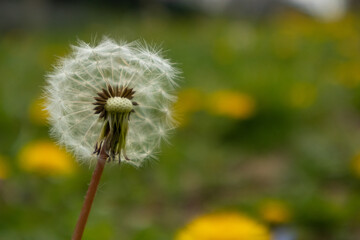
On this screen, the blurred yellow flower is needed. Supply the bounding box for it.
[18,140,75,176]
[0,155,10,179]
[174,88,204,126]
[29,97,49,125]
[260,200,291,225]
[350,153,360,177]
[289,82,317,109]
[207,90,256,119]
[175,212,270,240]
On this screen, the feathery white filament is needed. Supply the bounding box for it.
[45,38,179,166]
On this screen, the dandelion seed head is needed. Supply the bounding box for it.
[45,38,179,166]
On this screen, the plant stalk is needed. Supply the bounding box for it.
[72,148,108,240]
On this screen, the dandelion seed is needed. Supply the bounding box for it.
[45,38,179,166]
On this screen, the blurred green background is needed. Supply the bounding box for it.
[1,1,360,239]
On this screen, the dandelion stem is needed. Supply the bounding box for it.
[72,148,108,240]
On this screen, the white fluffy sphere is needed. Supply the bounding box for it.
[45,38,179,167]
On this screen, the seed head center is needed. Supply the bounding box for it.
[105,97,133,113]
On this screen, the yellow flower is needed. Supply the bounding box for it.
[260,200,291,225]
[350,153,360,177]
[29,97,49,125]
[175,212,270,240]
[18,140,75,176]
[207,90,256,119]
[174,88,204,126]
[0,155,10,179]
[289,82,317,109]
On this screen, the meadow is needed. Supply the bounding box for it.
[1,10,360,239]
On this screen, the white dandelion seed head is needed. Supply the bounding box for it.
[45,38,180,166]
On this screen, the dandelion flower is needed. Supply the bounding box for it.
[18,140,75,176]
[207,90,256,119]
[45,38,179,166]
[175,212,270,240]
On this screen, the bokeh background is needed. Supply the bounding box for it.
[1,0,360,239]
